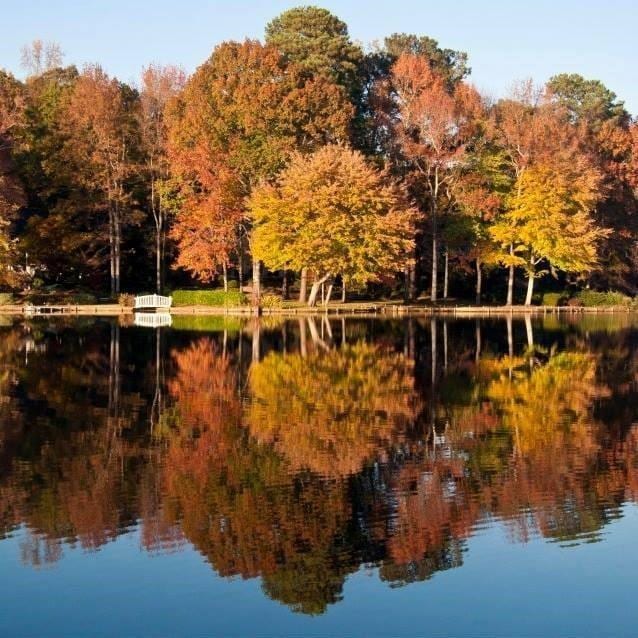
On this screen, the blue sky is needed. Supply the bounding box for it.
[2,0,637,113]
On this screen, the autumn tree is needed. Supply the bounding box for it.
[139,64,185,293]
[488,82,598,304]
[249,145,416,306]
[391,53,482,302]
[60,65,141,294]
[491,158,606,305]
[168,40,352,294]
[452,148,511,303]
[548,74,637,292]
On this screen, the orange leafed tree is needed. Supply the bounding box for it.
[61,64,140,294]
[391,53,483,302]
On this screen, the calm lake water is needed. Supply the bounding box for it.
[2,314,638,637]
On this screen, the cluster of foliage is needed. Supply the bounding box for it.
[1,7,637,304]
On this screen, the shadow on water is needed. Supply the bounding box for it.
[1,314,638,614]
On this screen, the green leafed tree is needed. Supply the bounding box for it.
[265,6,363,97]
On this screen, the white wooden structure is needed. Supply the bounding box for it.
[134,312,173,328]
[134,294,172,311]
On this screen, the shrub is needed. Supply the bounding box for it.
[542,292,567,307]
[0,293,14,305]
[118,293,135,307]
[260,293,283,308]
[171,289,247,307]
[226,280,239,290]
[572,290,631,307]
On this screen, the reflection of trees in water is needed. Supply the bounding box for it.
[4,318,638,612]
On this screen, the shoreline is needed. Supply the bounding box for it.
[0,303,634,318]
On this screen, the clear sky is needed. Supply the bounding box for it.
[2,0,637,114]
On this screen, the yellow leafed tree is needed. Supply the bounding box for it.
[490,157,607,305]
[249,145,417,306]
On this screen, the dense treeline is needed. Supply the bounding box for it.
[0,7,637,305]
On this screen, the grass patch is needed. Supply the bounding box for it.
[171,289,247,307]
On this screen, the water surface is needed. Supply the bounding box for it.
[1,314,638,637]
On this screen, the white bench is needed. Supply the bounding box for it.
[134,294,173,310]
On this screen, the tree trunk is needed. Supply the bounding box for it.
[299,268,308,304]
[475,258,482,305]
[222,262,228,292]
[324,281,334,306]
[238,236,244,291]
[114,211,121,295]
[341,280,346,303]
[109,207,115,297]
[443,249,449,300]
[431,229,438,303]
[252,259,261,304]
[282,267,288,300]
[308,274,330,307]
[155,222,162,294]
[524,270,534,306]
[506,244,514,306]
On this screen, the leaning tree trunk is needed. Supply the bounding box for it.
[308,274,330,307]
[324,280,334,306]
[524,268,535,306]
[299,268,308,304]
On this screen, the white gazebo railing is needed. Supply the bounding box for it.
[134,312,173,328]
[134,294,173,310]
